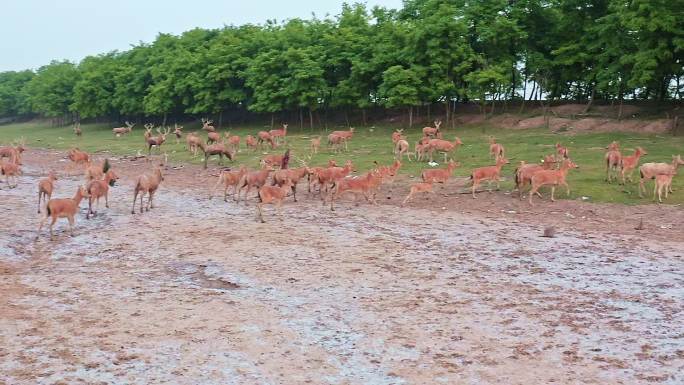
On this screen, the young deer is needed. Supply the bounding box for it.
[421,160,459,185]
[269,123,288,145]
[513,155,556,198]
[488,137,505,159]
[555,142,569,159]
[605,143,622,183]
[261,149,289,169]
[131,167,164,214]
[327,133,345,153]
[236,165,273,203]
[272,166,309,202]
[112,121,135,136]
[201,118,216,132]
[639,154,684,197]
[224,132,240,152]
[199,141,235,169]
[310,136,321,154]
[207,131,221,144]
[427,137,463,163]
[211,165,247,202]
[391,129,405,144]
[256,179,293,223]
[186,132,202,157]
[37,171,58,213]
[395,139,411,161]
[73,122,82,137]
[620,146,647,184]
[257,131,276,149]
[0,158,21,189]
[37,186,90,240]
[314,160,354,197]
[402,182,434,206]
[653,173,675,203]
[245,135,258,151]
[528,159,579,205]
[84,159,111,182]
[470,157,509,198]
[329,128,355,151]
[422,120,442,138]
[327,170,382,211]
[145,126,171,156]
[86,169,119,218]
[173,124,183,144]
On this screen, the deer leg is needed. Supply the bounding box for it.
[563,181,570,196]
[551,186,556,202]
[131,189,138,214]
[37,215,48,238]
[49,217,57,240]
[147,192,153,211]
[292,185,297,202]
[472,180,478,199]
[105,192,109,209]
[68,216,75,237]
[38,192,42,213]
[256,203,265,223]
[140,192,144,213]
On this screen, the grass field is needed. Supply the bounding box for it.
[1,120,683,205]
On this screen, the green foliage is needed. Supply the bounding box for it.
[0,70,33,117]
[25,61,79,117]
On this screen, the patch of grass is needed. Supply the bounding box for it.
[1,120,683,205]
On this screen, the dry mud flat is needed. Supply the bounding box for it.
[1,151,683,384]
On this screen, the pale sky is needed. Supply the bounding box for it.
[1,0,403,72]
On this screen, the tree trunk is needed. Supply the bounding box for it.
[344,109,350,127]
[309,108,314,129]
[408,106,413,128]
[361,108,367,126]
[427,103,431,121]
[218,110,223,130]
[299,108,303,129]
[583,84,595,114]
[162,113,167,127]
[444,99,450,129]
[270,113,274,129]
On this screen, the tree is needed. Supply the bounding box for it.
[25,61,79,121]
[379,65,423,127]
[0,70,34,117]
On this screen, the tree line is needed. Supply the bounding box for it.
[0,0,682,127]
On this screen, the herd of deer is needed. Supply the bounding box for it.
[2,117,683,239]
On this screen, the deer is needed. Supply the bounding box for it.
[73,122,82,137]
[198,141,235,169]
[0,139,26,165]
[327,133,345,153]
[66,148,90,175]
[256,179,293,223]
[402,182,435,206]
[84,159,111,182]
[145,126,171,156]
[262,153,287,169]
[421,160,459,186]
[422,120,442,138]
[395,139,411,161]
[0,158,21,189]
[513,155,556,198]
[619,146,647,184]
[112,121,135,136]
[272,166,309,202]
[392,129,405,144]
[37,186,90,240]
[469,156,509,198]
[173,124,183,144]
[327,170,383,211]
[307,159,338,194]
[269,123,288,145]
[131,167,164,214]
[653,172,675,203]
[528,159,579,205]
[427,137,463,163]
[257,131,276,149]
[224,132,240,152]
[329,127,355,151]
[313,160,354,197]
[85,169,119,218]
[488,136,504,159]
[207,131,221,145]
[606,141,620,151]
[605,144,622,183]
[414,141,429,162]
[310,136,321,154]
[555,142,569,159]
[375,159,402,185]
[235,164,273,204]
[211,165,247,202]
[201,118,216,132]
[639,155,684,198]
[37,171,58,213]
[186,132,202,157]
[245,135,258,151]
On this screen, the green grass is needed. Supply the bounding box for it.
[2,120,683,205]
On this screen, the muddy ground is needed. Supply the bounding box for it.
[1,149,683,384]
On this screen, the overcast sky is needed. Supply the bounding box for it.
[1,0,402,72]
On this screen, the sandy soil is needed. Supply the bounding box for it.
[1,149,683,384]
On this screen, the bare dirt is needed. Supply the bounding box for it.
[1,149,683,384]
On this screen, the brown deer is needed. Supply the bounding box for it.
[402,182,434,206]
[469,157,509,198]
[620,147,647,184]
[395,139,411,161]
[211,165,247,202]
[256,179,293,223]
[414,141,429,161]
[528,159,579,205]
[73,122,82,137]
[224,132,240,152]
[131,167,164,214]
[488,136,504,159]
[66,148,90,175]
[310,136,321,154]
[245,135,258,151]
[555,142,569,159]
[327,170,383,211]
[145,126,171,156]
[84,159,111,182]
[236,165,273,203]
[0,158,21,189]
[653,172,675,203]
[85,169,119,218]
[639,155,684,197]
[0,140,26,165]
[207,131,221,144]
[201,118,216,132]
[257,131,276,149]
[37,186,90,240]
[327,133,345,153]
[272,166,309,202]
[112,121,135,136]
[427,137,463,163]
[421,160,459,185]
[514,155,556,198]
[422,120,442,138]
[269,123,288,145]
[173,124,183,144]
[391,129,405,144]
[37,171,58,213]
[313,160,354,197]
[198,141,235,169]
[329,127,355,151]
[186,132,202,157]
[605,144,622,183]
